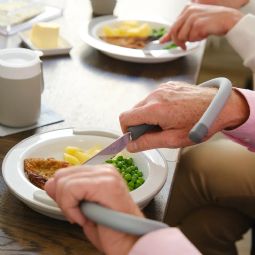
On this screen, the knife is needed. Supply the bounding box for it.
[83,124,161,165]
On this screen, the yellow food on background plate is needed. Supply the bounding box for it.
[64,145,102,165]
[30,22,60,49]
[99,21,172,49]
[101,21,152,38]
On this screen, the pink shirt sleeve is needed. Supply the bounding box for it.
[223,88,255,152]
[129,228,201,255]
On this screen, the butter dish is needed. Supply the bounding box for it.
[19,30,72,56]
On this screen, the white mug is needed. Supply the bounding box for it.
[90,0,117,15]
[0,48,44,128]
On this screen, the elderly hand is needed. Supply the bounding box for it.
[191,0,249,9]
[119,82,248,152]
[45,164,143,255]
[160,4,243,49]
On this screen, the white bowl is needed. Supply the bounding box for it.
[2,128,168,220]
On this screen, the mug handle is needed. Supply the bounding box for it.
[40,60,44,93]
[189,77,232,143]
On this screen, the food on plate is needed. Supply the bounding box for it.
[24,146,145,191]
[102,21,152,38]
[100,21,158,49]
[64,145,101,165]
[106,155,145,191]
[30,22,60,49]
[100,21,178,50]
[24,158,70,189]
[100,36,150,49]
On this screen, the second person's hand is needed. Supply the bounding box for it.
[191,0,249,9]
[160,3,243,49]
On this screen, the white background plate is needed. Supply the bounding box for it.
[81,15,201,63]
[2,128,168,220]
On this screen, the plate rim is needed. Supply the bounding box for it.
[2,128,168,219]
[81,15,201,63]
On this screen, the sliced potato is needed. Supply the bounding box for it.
[73,151,90,164]
[64,145,102,165]
[65,146,83,155]
[64,153,80,165]
[85,145,102,157]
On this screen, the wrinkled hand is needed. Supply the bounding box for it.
[160,3,243,49]
[45,164,143,255]
[119,82,248,152]
[191,0,249,9]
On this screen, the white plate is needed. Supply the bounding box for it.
[81,15,201,63]
[2,128,168,220]
[19,30,72,56]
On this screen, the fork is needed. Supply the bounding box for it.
[143,40,177,56]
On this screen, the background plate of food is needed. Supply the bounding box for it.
[2,128,168,220]
[81,15,201,63]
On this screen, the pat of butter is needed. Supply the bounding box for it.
[30,22,60,49]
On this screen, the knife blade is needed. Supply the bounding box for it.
[83,124,161,165]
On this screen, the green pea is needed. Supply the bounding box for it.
[129,186,134,191]
[120,166,126,171]
[131,176,137,183]
[129,166,135,171]
[135,182,141,189]
[128,181,135,189]
[117,161,123,168]
[138,171,143,177]
[117,155,124,161]
[125,166,132,173]
[136,180,143,186]
[126,158,133,166]
[124,173,132,181]
[138,177,145,184]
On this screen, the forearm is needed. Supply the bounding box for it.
[222,88,255,151]
[129,228,201,255]
[226,14,255,73]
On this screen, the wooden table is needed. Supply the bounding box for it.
[0,0,205,254]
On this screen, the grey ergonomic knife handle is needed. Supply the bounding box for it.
[128,124,162,140]
[189,77,232,143]
[80,77,232,236]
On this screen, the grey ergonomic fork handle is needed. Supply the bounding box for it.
[80,77,233,236]
[80,202,169,235]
